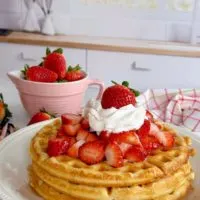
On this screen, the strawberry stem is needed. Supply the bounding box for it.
[40,108,56,118]
[111,80,140,97]
[67,64,81,72]
[46,47,51,56]
[53,48,63,54]
[111,80,118,85]
[21,64,29,79]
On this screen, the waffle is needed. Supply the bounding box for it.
[28,119,195,200]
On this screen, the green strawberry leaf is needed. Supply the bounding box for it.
[40,108,56,118]
[53,48,63,54]
[68,66,73,72]
[21,64,29,79]
[130,88,140,97]
[4,103,12,118]
[122,81,129,87]
[57,79,67,83]
[74,64,81,71]
[46,47,51,56]
[0,93,4,103]
[38,61,43,66]
[67,65,82,72]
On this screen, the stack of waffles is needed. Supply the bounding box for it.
[28,119,195,200]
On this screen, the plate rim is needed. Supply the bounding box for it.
[0,119,199,200]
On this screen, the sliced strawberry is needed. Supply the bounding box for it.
[137,120,150,137]
[61,114,82,125]
[124,146,147,162]
[105,142,123,168]
[66,136,76,147]
[67,140,85,158]
[109,131,140,145]
[146,110,154,121]
[76,128,89,141]
[86,132,99,142]
[79,141,105,165]
[99,131,110,142]
[81,119,90,130]
[139,135,161,154]
[62,124,80,136]
[149,123,174,148]
[118,143,132,156]
[47,138,69,157]
[56,127,66,138]
[149,122,160,133]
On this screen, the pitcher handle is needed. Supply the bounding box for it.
[87,79,104,100]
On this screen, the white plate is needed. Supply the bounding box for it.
[0,120,199,200]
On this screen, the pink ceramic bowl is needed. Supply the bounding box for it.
[7,70,104,116]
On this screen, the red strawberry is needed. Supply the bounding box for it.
[105,142,123,168]
[67,140,85,158]
[137,120,151,137]
[79,141,105,165]
[81,119,90,130]
[22,66,58,83]
[67,137,76,147]
[101,84,136,109]
[99,131,110,141]
[62,124,80,136]
[118,143,132,156]
[65,65,86,82]
[124,146,147,162]
[139,135,161,154]
[28,109,54,125]
[57,127,66,138]
[109,131,140,145]
[86,132,99,142]
[146,110,154,121]
[76,128,89,141]
[61,114,82,125]
[47,138,69,157]
[43,48,66,79]
[56,131,76,147]
[149,123,174,148]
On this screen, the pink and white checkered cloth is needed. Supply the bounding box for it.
[137,89,200,132]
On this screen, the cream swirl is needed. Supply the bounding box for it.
[82,99,146,134]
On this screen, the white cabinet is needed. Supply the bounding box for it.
[87,50,200,90]
[0,43,87,127]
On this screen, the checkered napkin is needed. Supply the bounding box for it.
[137,89,200,132]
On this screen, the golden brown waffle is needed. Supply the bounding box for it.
[28,119,195,200]
[29,164,194,200]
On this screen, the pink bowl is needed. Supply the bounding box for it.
[7,70,104,116]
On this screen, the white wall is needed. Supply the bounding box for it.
[0,0,199,43]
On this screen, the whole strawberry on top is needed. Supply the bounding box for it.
[101,81,140,109]
[28,109,55,125]
[65,65,86,82]
[43,47,67,80]
[22,65,58,83]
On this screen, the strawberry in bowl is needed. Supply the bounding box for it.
[7,47,104,116]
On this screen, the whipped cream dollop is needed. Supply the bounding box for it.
[82,99,146,134]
